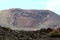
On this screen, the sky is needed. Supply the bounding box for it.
[0,0,60,15]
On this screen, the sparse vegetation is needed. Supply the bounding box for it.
[48,28,60,37]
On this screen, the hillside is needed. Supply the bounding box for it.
[0,8,60,31]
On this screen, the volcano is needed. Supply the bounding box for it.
[0,8,60,31]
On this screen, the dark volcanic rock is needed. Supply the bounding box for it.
[0,26,60,40]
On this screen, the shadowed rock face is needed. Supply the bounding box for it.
[0,8,60,31]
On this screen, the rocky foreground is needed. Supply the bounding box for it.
[0,26,60,40]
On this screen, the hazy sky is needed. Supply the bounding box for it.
[0,0,60,15]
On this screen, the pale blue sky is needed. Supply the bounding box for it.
[0,0,60,15]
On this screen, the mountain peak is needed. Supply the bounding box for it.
[0,8,60,31]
